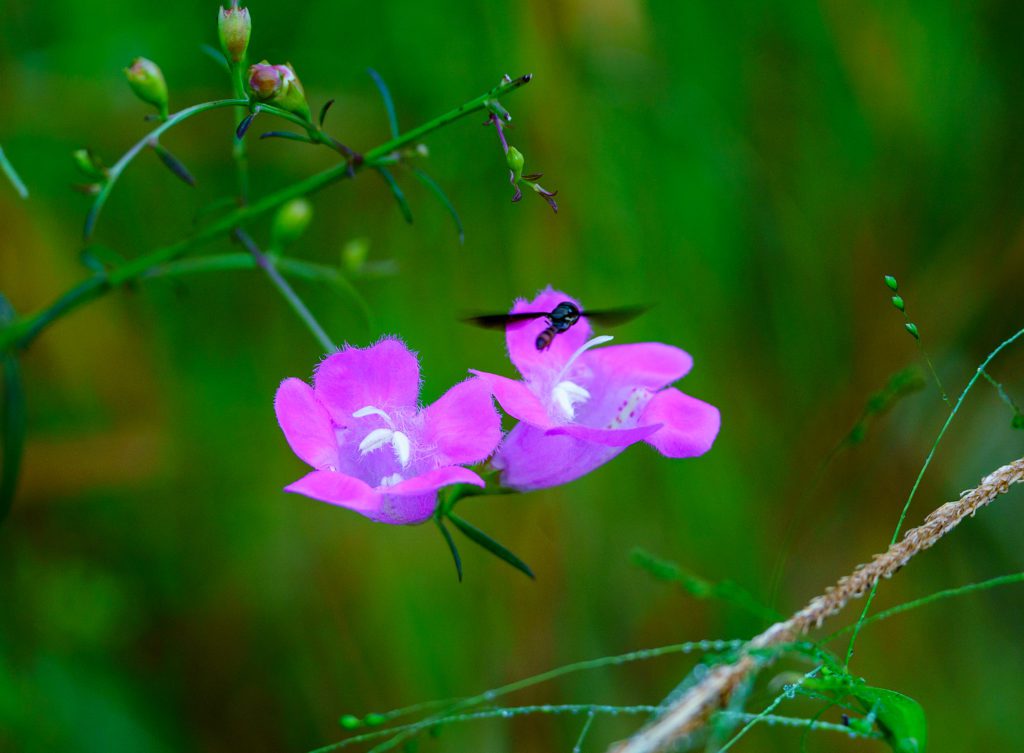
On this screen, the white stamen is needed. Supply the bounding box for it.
[358,427,394,455]
[391,431,411,468]
[379,473,403,488]
[552,381,591,421]
[352,405,394,427]
[554,335,614,385]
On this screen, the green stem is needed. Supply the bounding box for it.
[0,145,29,199]
[234,230,336,352]
[2,74,532,354]
[230,62,250,204]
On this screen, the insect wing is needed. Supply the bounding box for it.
[463,311,549,330]
[580,305,649,327]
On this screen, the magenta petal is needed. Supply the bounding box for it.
[313,337,420,424]
[385,466,485,496]
[470,370,553,428]
[274,378,339,469]
[585,343,693,390]
[421,378,502,465]
[641,388,721,458]
[506,288,594,380]
[284,470,381,515]
[493,423,624,491]
[545,422,662,447]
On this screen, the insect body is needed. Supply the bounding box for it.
[465,301,646,351]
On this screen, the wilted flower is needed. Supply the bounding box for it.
[506,146,558,213]
[124,57,168,119]
[218,4,251,64]
[275,338,501,524]
[248,61,311,121]
[472,288,720,490]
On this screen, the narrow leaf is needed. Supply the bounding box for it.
[79,244,126,273]
[411,168,464,244]
[236,109,259,141]
[367,68,399,138]
[259,130,315,144]
[447,512,534,579]
[199,43,230,72]
[434,516,462,582]
[0,145,29,199]
[376,167,413,224]
[852,686,927,753]
[150,142,196,186]
[318,98,335,128]
[0,298,26,523]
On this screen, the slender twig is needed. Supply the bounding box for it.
[0,74,532,354]
[233,229,335,352]
[608,456,1024,753]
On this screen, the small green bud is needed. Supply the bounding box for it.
[72,149,107,181]
[891,295,905,312]
[506,146,525,183]
[904,322,919,340]
[342,237,370,274]
[125,57,169,119]
[247,62,311,121]
[884,274,899,291]
[338,714,361,730]
[271,198,313,248]
[363,713,386,727]
[218,5,251,64]
[1012,412,1024,430]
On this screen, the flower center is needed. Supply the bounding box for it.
[549,335,613,421]
[353,405,412,468]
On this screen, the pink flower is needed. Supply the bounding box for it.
[472,288,720,490]
[275,338,501,524]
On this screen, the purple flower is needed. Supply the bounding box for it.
[471,288,720,490]
[275,338,501,524]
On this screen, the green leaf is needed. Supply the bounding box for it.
[411,168,464,245]
[259,130,316,144]
[852,686,927,753]
[434,515,463,582]
[447,512,534,579]
[0,145,29,199]
[376,167,413,224]
[367,68,399,138]
[0,297,26,523]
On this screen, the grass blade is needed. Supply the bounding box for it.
[411,167,464,244]
[447,512,534,579]
[435,516,463,582]
[367,68,399,138]
[376,167,413,224]
[0,145,28,199]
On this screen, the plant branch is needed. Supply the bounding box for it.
[608,456,1024,753]
[0,74,532,354]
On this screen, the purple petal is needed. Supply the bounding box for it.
[545,422,662,447]
[641,388,721,458]
[469,370,553,427]
[506,288,594,380]
[584,343,693,390]
[492,423,624,491]
[313,337,420,424]
[274,378,339,469]
[420,378,502,465]
[386,466,485,495]
[284,469,381,515]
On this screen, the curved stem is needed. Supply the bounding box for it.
[1,73,533,353]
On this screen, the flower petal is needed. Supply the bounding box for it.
[544,422,662,447]
[469,370,553,428]
[284,469,381,515]
[493,423,624,491]
[420,378,503,465]
[506,288,594,380]
[274,378,339,469]
[385,466,485,496]
[641,388,721,458]
[584,342,693,390]
[313,337,420,424]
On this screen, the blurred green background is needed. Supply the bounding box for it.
[3,0,1024,750]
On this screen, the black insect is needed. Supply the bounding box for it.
[465,301,647,351]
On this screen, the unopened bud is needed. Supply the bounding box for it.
[891,295,904,312]
[72,149,107,181]
[884,275,898,291]
[506,146,525,183]
[904,322,919,340]
[247,62,311,121]
[271,198,313,248]
[342,237,370,274]
[218,5,251,64]
[125,57,169,119]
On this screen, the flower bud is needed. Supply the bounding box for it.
[247,62,311,121]
[342,237,370,274]
[891,295,905,312]
[271,198,313,248]
[218,5,251,64]
[72,149,107,181]
[506,146,525,183]
[125,57,169,119]
[884,274,899,291]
